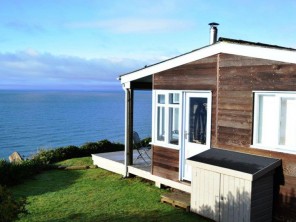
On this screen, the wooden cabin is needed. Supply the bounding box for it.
[117,36,296,221]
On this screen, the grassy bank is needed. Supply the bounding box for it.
[12,157,208,222]
[0,139,125,187]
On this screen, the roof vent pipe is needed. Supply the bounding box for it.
[209,22,219,44]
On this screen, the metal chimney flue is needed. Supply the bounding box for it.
[209,22,219,44]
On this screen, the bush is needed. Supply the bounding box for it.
[32,145,81,164]
[0,185,27,222]
[0,138,152,187]
[31,140,124,164]
[0,159,50,187]
[0,160,12,186]
[80,140,124,155]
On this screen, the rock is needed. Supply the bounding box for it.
[9,152,24,163]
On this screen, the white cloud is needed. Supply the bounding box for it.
[0,51,149,90]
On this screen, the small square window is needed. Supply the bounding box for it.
[169,93,180,104]
[158,95,165,104]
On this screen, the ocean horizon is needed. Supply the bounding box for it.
[0,90,152,159]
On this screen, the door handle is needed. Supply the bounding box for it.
[184,131,188,139]
[220,196,227,201]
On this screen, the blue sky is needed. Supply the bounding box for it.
[1,0,296,90]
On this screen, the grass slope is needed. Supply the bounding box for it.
[12,157,208,222]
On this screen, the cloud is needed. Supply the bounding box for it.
[0,50,148,90]
[68,18,193,33]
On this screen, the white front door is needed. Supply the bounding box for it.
[182,92,211,181]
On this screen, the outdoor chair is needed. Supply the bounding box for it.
[133,131,151,165]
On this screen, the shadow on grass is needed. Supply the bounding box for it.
[13,166,208,222]
[40,211,207,222]
[13,169,83,197]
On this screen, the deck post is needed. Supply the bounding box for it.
[124,83,134,177]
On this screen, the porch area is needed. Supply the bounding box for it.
[91,151,191,193]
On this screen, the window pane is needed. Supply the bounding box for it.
[279,98,296,146]
[169,107,179,145]
[258,95,276,145]
[169,93,180,104]
[157,107,165,141]
[158,94,165,104]
[189,98,207,144]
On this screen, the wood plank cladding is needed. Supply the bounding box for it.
[215,53,296,221]
[153,55,217,90]
[152,145,179,181]
[150,52,296,220]
[215,53,296,149]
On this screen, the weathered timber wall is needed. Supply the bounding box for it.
[216,53,296,221]
[151,53,296,221]
[152,145,179,181]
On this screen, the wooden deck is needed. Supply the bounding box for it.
[92,151,191,193]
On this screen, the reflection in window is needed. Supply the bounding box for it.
[258,95,276,145]
[169,107,179,145]
[158,94,165,104]
[279,98,296,146]
[189,98,207,144]
[169,93,180,104]
[157,107,165,141]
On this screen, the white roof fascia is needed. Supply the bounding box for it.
[220,43,296,64]
[120,43,221,84]
[120,42,296,84]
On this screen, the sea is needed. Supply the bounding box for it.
[0,90,152,159]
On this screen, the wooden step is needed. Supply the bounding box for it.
[161,191,190,212]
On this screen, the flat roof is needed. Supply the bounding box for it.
[218,37,296,51]
[188,148,281,175]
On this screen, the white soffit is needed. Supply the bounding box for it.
[120,42,296,84]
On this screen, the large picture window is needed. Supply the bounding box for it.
[154,91,181,148]
[253,92,296,154]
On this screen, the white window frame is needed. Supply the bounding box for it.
[152,90,182,149]
[252,91,296,154]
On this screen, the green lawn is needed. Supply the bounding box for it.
[12,157,208,222]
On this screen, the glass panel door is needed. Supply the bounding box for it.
[182,92,211,181]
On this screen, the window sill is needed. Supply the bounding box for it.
[251,144,296,155]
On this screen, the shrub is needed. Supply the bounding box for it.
[31,140,124,164]
[80,140,124,155]
[32,146,81,164]
[80,142,102,154]
[0,159,50,187]
[0,160,12,186]
[0,139,145,187]
[0,185,27,222]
